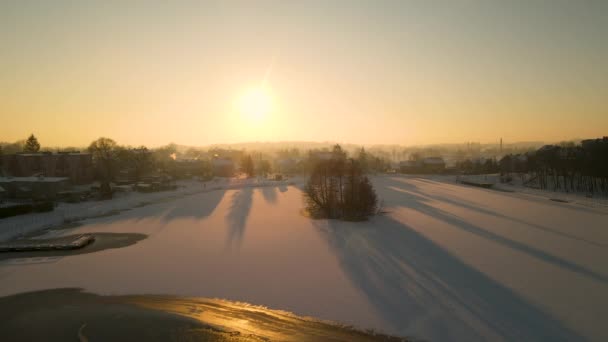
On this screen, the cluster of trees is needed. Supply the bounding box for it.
[87,138,155,198]
[301,147,390,175]
[240,154,255,177]
[0,134,42,155]
[499,138,608,195]
[304,145,378,221]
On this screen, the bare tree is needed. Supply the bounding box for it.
[88,137,119,198]
[241,154,255,177]
[118,146,152,182]
[304,148,377,221]
[258,160,271,177]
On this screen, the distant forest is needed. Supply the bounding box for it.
[499,138,608,195]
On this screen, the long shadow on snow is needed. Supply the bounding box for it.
[383,186,608,284]
[160,190,226,223]
[389,185,606,248]
[260,186,278,204]
[316,215,584,341]
[225,188,254,248]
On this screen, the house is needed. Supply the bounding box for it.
[398,161,416,173]
[399,157,446,174]
[420,157,446,173]
[0,176,70,200]
[173,158,210,178]
[212,158,235,177]
[276,158,300,174]
[0,152,93,184]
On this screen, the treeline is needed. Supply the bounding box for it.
[500,138,608,195]
[304,145,378,221]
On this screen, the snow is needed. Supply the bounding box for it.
[0,177,296,242]
[458,174,608,209]
[1,175,607,341]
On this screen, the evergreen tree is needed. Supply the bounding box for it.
[24,134,41,153]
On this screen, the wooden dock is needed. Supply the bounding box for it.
[0,234,95,253]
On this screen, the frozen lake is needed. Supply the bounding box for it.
[1,175,607,341]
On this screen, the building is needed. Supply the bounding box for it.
[398,160,416,173]
[0,152,93,184]
[421,157,446,172]
[212,158,235,177]
[276,158,300,174]
[399,157,446,174]
[0,185,7,202]
[0,176,70,200]
[173,158,210,178]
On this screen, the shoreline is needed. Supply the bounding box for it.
[0,288,408,341]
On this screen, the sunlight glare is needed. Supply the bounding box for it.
[235,87,274,122]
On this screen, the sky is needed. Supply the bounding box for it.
[1,0,607,147]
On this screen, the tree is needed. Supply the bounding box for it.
[118,146,152,182]
[88,137,119,198]
[258,160,271,177]
[2,140,25,154]
[357,147,369,174]
[304,152,377,221]
[24,134,40,153]
[241,154,255,177]
[132,146,152,181]
[151,143,178,175]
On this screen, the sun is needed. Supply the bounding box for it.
[235,86,274,122]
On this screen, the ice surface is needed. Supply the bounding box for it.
[1,175,606,341]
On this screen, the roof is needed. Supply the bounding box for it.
[0,176,69,183]
[422,157,445,165]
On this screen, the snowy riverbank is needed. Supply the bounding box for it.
[0,177,299,242]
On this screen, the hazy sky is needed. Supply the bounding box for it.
[1,0,607,147]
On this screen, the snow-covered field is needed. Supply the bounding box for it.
[0,177,296,242]
[458,173,608,209]
[1,175,607,341]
